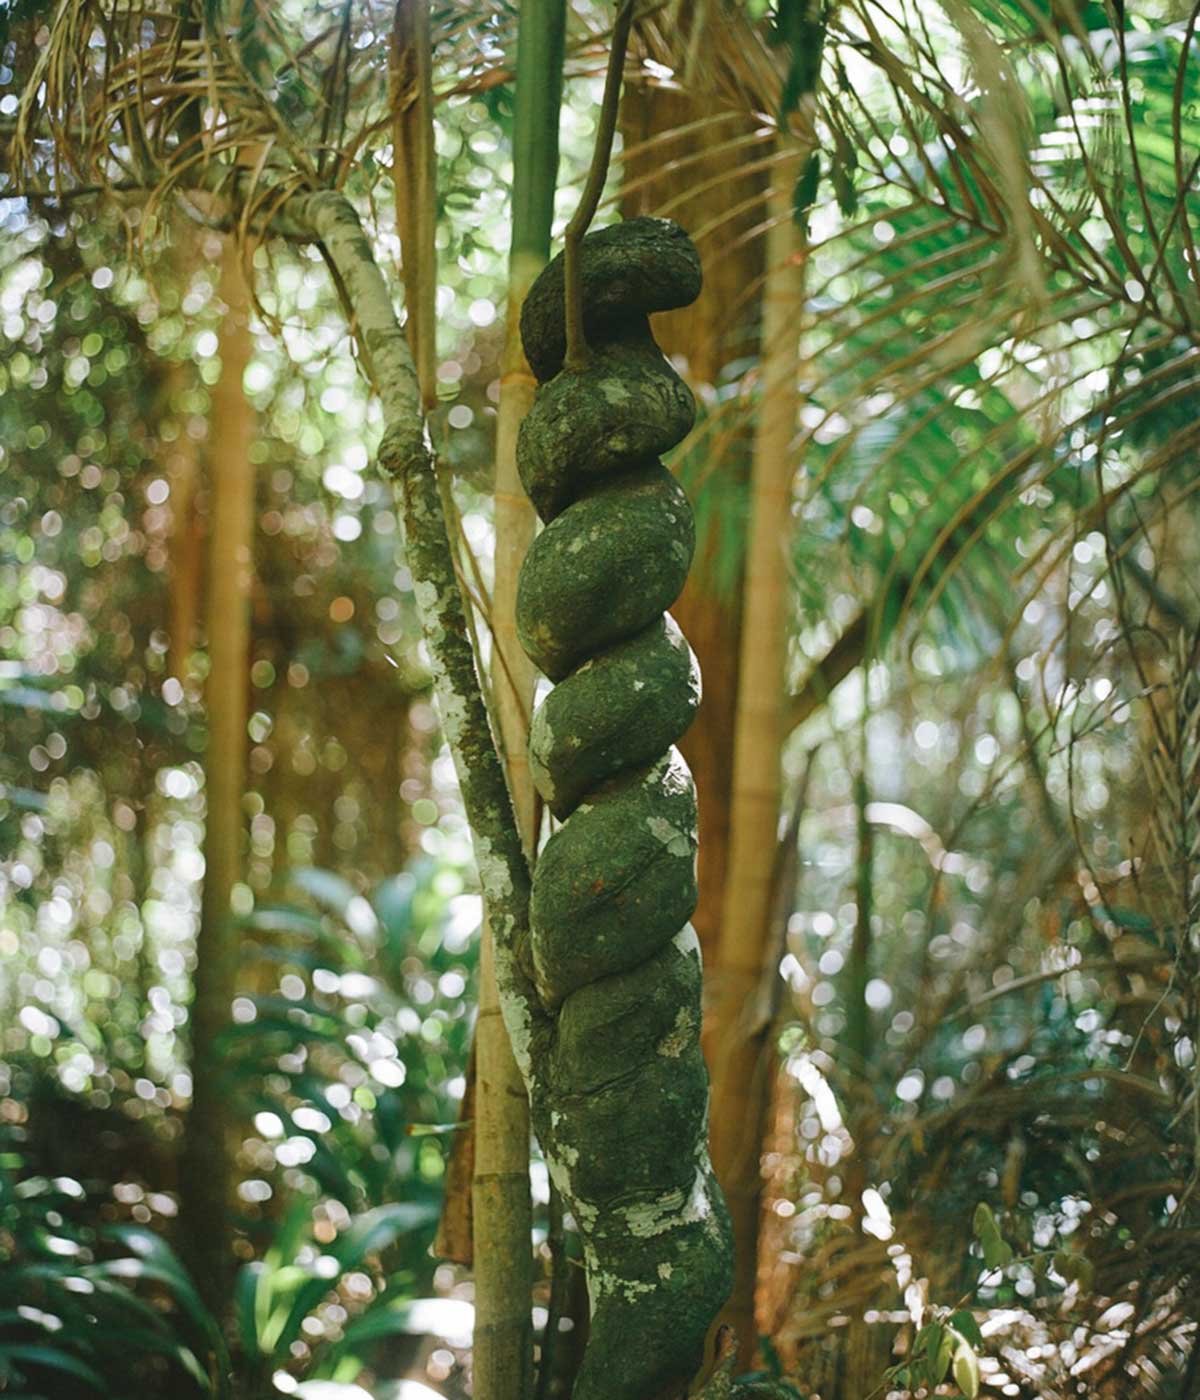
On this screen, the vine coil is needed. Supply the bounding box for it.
[515,217,732,1399]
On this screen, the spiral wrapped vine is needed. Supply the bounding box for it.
[515,217,732,1398]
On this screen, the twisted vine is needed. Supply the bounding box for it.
[515,217,732,1399]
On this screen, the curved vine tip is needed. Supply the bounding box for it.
[515,215,732,1400]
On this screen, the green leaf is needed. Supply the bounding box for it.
[329,1304,428,1351]
[833,163,857,218]
[911,1321,938,1358]
[262,1203,437,1361]
[792,152,821,229]
[289,869,377,936]
[90,1229,224,1364]
[243,906,328,940]
[0,1343,108,1392]
[972,1202,997,1238]
[832,132,859,217]
[338,1295,472,1349]
[948,1309,984,1348]
[330,1202,440,1269]
[774,0,826,115]
[173,1344,212,1392]
[954,1342,981,1398]
[234,1261,266,1357]
[932,1324,956,1384]
[372,874,416,942]
[972,1201,1012,1270]
[910,1323,953,1386]
[262,1200,316,1275]
[1053,1250,1094,1289]
[981,1231,1013,1271]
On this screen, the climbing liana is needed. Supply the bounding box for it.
[515,217,733,1399]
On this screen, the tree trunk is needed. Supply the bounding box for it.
[514,218,732,1400]
[620,82,768,968]
[179,237,255,1317]
[705,160,805,1360]
[196,183,726,1400]
[472,926,535,1399]
[166,363,202,684]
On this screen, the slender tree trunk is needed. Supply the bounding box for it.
[621,78,811,1367]
[473,6,564,1396]
[391,0,437,410]
[705,158,805,1359]
[620,82,768,968]
[179,238,255,1316]
[166,367,202,684]
[472,927,534,1399]
[844,764,874,1071]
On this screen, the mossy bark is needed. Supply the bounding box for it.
[517,464,695,682]
[517,332,696,522]
[515,219,733,1399]
[520,217,701,383]
[530,615,700,819]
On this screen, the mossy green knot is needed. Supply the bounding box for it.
[515,217,733,1400]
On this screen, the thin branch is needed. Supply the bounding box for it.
[391,0,439,408]
[304,190,544,1070]
[561,0,636,372]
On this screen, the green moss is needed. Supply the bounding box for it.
[515,465,695,681]
[517,332,696,521]
[529,615,700,818]
[520,217,703,383]
[550,1047,708,1204]
[574,1190,733,1400]
[552,929,703,1094]
[513,216,732,1396]
[529,750,698,1007]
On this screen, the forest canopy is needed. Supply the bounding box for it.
[1,1,1199,1398]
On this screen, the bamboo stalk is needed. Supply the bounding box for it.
[166,220,204,684]
[705,146,806,1361]
[474,6,565,1395]
[179,235,255,1317]
[844,755,874,1069]
[472,926,535,1400]
[165,362,202,684]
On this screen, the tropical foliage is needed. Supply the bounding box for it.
[2,0,1199,1397]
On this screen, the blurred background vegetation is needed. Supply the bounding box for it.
[2,0,1200,1397]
